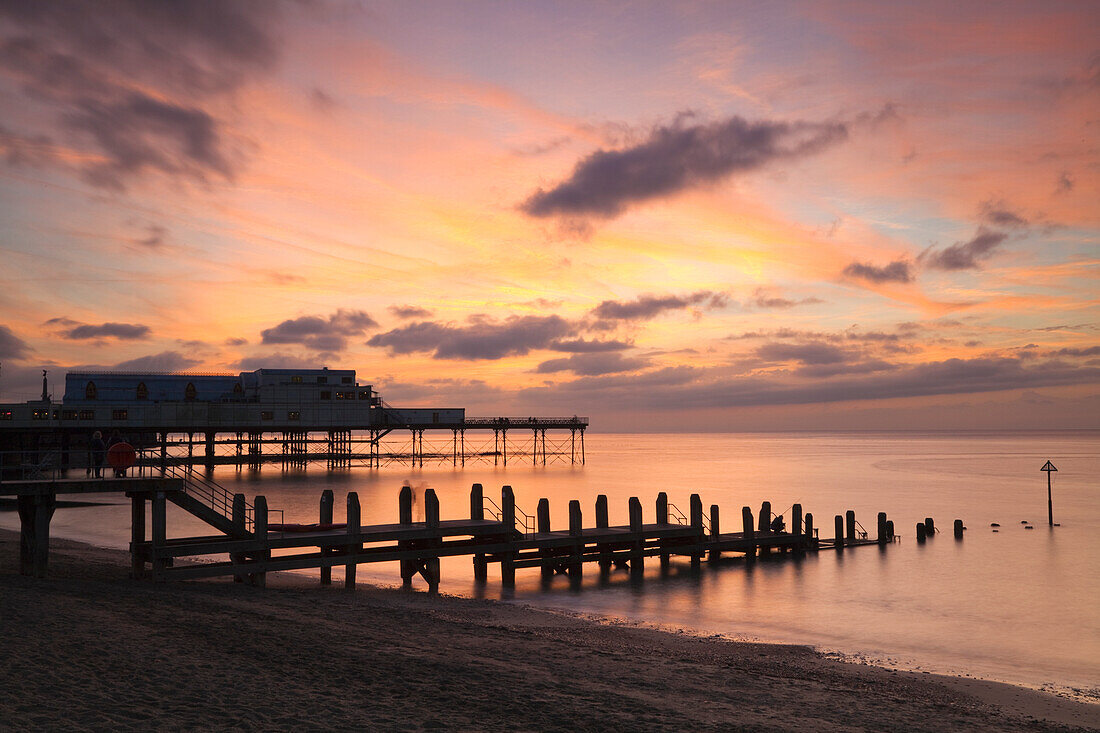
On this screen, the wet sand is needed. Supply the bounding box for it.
[1,529,1096,732]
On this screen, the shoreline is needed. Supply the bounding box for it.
[2,529,1097,731]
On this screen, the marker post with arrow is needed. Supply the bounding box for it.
[1041,460,1058,527]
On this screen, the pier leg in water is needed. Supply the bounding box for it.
[656,492,670,571]
[791,503,803,556]
[804,512,815,550]
[924,517,935,537]
[537,498,552,582]
[422,489,440,592]
[398,485,414,588]
[886,519,894,541]
[251,496,268,588]
[709,505,721,562]
[742,506,756,561]
[954,519,964,539]
[345,492,360,590]
[689,494,703,569]
[130,493,145,579]
[846,510,856,544]
[628,497,644,583]
[470,484,487,581]
[916,522,927,543]
[319,489,333,586]
[595,495,610,579]
[568,500,583,586]
[231,493,246,583]
[758,501,771,556]
[877,512,888,545]
[500,486,516,589]
[834,515,844,551]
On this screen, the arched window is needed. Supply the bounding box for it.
[184,382,196,401]
[85,381,97,400]
[233,382,243,396]
[136,382,148,400]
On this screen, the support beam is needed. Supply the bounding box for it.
[130,494,146,579]
[742,506,756,560]
[252,495,269,587]
[345,492,360,589]
[320,489,334,585]
[708,504,721,562]
[151,490,167,580]
[568,499,582,579]
[537,498,552,580]
[500,485,516,587]
[470,483,486,581]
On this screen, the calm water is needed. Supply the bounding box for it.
[7,431,1098,696]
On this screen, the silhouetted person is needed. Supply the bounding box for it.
[90,431,106,478]
[770,515,785,534]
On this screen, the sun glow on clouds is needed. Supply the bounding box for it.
[0,1,1097,428]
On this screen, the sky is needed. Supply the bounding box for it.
[0,0,1098,431]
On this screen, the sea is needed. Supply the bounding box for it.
[5,431,1098,698]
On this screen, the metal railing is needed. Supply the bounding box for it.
[463,417,588,426]
[483,495,536,536]
[666,502,710,533]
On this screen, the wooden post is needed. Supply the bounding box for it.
[834,514,844,550]
[689,494,703,569]
[151,490,167,580]
[252,495,268,587]
[537,498,552,580]
[792,504,803,541]
[656,492,669,524]
[758,501,771,533]
[130,494,146,579]
[568,499,582,579]
[231,493,247,583]
[470,483,484,520]
[846,510,856,544]
[953,519,964,539]
[423,489,440,591]
[916,522,927,543]
[742,506,756,560]
[886,519,894,541]
[319,489,334,585]
[804,512,815,549]
[709,505,721,561]
[345,492,361,589]
[501,485,516,587]
[877,512,888,545]
[924,517,935,536]
[758,501,771,556]
[471,483,486,581]
[628,496,644,577]
[399,485,414,587]
[595,495,610,573]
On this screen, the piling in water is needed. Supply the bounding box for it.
[924,517,935,535]
[916,522,927,543]
[834,514,844,550]
[953,519,964,539]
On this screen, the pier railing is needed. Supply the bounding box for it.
[464,417,588,426]
[483,494,536,536]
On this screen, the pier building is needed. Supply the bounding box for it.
[0,367,587,475]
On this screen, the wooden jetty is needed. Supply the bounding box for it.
[2,469,896,588]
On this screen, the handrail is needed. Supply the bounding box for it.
[482,495,535,537]
[853,518,870,541]
[667,502,710,533]
[463,417,588,426]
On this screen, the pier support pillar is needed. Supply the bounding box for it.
[251,495,269,587]
[628,497,644,580]
[877,512,888,545]
[656,492,670,570]
[595,495,610,575]
[708,505,721,562]
[470,484,487,581]
[689,494,703,569]
[399,485,414,588]
[500,485,516,588]
[758,501,771,556]
[320,490,334,585]
[537,498,552,580]
[18,493,56,578]
[130,493,145,579]
[231,493,247,583]
[568,500,582,581]
[345,492,361,590]
[151,491,168,579]
[953,519,964,539]
[742,506,756,560]
[804,512,815,550]
[834,515,845,550]
[422,489,440,592]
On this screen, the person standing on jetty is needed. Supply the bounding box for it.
[89,431,106,478]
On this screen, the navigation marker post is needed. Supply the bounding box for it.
[1041,460,1058,527]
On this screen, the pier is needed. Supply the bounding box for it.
[2,468,895,588]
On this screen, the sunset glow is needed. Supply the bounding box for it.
[1,1,1097,429]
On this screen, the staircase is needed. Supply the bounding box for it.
[160,464,258,537]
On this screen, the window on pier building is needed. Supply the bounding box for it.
[62,410,78,420]
[288,411,300,421]
[136,382,148,400]
[341,376,352,384]
[433,412,439,423]
[317,376,328,384]
[184,382,196,401]
[85,381,97,400]
[233,382,243,397]
[112,409,128,420]
[320,391,331,400]
[291,375,303,384]
[0,410,12,420]
[32,409,49,420]
[79,410,95,420]
[359,391,370,399]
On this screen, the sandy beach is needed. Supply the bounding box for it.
[1,529,1096,732]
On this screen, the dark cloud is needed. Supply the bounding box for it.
[524,357,1100,412]
[842,259,913,284]
[1057,172,1074,193]
[923,227,1008,271]
[0,0,282,188]
[548,338,632,353]
[368,315,576,360]
[535,352,649,376]
[0,124,55,166]
[234,353,317,371]
[520,114,848,219]
[0,324,32,360]
[591,291,727,321]
[750,289,823,309]
[388,305,434,320]
[224,337,248,347]
[261,309,378,353]
[111,350,200,372]
[756,341,851,365]
[979,200,1028,228]
[133,223,166,249]
[1049,345,1100,357]
[55,321,151,340]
